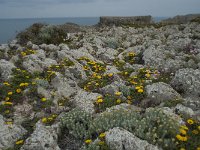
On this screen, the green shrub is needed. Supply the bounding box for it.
[61,107,180,149]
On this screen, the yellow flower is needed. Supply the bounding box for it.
[127,96,132,100]
[97,95,102,99]
[3,102,13,105]
[182,136,187,142]
[130,81,137,85]
[15,140,24,145]
[187,119,194,125]
[95,83,99,86]
[198,126,200,131]
[92,73,97,77]
[21,52,27,56]
[52,114,57,118]
[124,72,128,75]
[6,121,13,125]
[99,133,106,138]
[145,73,151,78]
[5,97,10,101]
[192,130,199,135]
[180,125,188,130]
[135,86,141,90]
[180,148,186,150]
[24,83,29,86]
[197,147,200,150]
[42,117,47,123]
[116,99,121,104]
[176,134,187,142]
[48,117,53,122]
[128,52,135,57]
[108,73,113,77]
[8,92,13,96]
[176,134,182,141]
[179,129,187,135]
[83,66,89,70]
[55,65,60,68]
[41,97,47,102]
[98,141,105,145]
[16,88,22,93]
[19,83,25,87]
[85,139,92,144]
[138,89,144,93]
[3,82,10,86]
[96,99,103,104]
[115,91,121,96]
[97,75,102,79]
[32,82,36,85]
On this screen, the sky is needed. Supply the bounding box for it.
[0,0,199,18]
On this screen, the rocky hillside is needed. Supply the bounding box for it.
[0,21,200,150]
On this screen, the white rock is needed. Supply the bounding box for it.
[106,127,160,150]
[0,115,27,149]
[21,121,60,150]
[0,59,16,81]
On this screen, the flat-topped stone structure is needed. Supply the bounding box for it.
[99,16,153,26]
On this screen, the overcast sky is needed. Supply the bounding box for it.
[0,0,199,18]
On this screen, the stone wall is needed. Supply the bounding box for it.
[161,14,200,24]
[99,16,153,26]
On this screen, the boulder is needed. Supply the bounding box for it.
[0,115,27,149]
[51,73,78,103]
[0,59,16,81]
[171,68,200,97]
[21,121,60,150]
[71,90,102,114]
[145,82,182,106]
[142,46,166,69]
[105,127,160,150]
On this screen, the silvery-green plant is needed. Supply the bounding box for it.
[61,107,179,149]
[61,108,93,140]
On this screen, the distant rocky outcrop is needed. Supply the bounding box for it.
[99,16,153,26]
[161,14,200,24]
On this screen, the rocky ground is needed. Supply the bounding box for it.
[0,21,200,150]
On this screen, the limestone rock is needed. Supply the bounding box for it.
[0,115,27,150]
[105,127,160,150]
[21,121,60,150]
[0,59,16,81]
[142,46,166,69]
[145,82,182,106]
[71,90,101,114]
[171,68,200,97]
[51,73,78,103]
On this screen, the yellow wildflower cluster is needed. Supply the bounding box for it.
[41,97,47,102]
[176,134,188,142]
[85,139,92,144]
[96,96,103,104]
[175,119,200,149]
[15,139,24,145]
[19,82,29,87]
[115,91,121,96]
[20,49,36,57]
[79,57,106,73]
[135,85,144,93]
[41,114,57,124]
